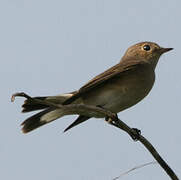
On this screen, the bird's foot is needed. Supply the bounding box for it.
[105,113,118,124]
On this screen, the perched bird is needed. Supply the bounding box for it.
[18,42,173,133]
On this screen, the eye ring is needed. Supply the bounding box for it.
[143,44,151,51]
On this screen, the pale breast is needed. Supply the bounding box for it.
[81,67,155,115]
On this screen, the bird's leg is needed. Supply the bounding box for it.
[96,105,118,124]
[105,114,118,124]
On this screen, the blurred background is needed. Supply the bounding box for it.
[1,0,180,179]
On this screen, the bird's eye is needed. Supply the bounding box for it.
[143,45,151,51]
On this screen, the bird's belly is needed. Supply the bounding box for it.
[102,84,150,113]
[82,74,154,115]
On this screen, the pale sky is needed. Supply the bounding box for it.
[1,0,181,179]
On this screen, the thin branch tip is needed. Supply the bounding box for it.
[11,92,32,102]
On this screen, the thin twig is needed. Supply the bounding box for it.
[113,161,157,180]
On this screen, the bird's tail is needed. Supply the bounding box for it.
[21,107,67,133]
[22,93,74,113]
[18,92,75,133]
[13,92,90,133]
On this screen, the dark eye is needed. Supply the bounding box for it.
[143,45,151,51]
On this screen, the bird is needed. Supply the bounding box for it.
[17,41,173,133]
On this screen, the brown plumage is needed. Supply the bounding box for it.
[17,42,173,133]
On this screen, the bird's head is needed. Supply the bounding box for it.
[122,42,173,68]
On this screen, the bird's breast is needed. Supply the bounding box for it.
[82,68,155,114]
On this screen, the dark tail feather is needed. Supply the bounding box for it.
[64,115,90,132]
[21,93,74,113]
[21,108,54,133]
[22,97,48,112]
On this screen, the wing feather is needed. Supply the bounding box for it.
[63,60,146,105]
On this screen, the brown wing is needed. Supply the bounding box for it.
[63,60,145,105]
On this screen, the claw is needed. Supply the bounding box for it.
[105,117,113,124]
[105,113,118,124]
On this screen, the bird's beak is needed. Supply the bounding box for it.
[159,47,173,54]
